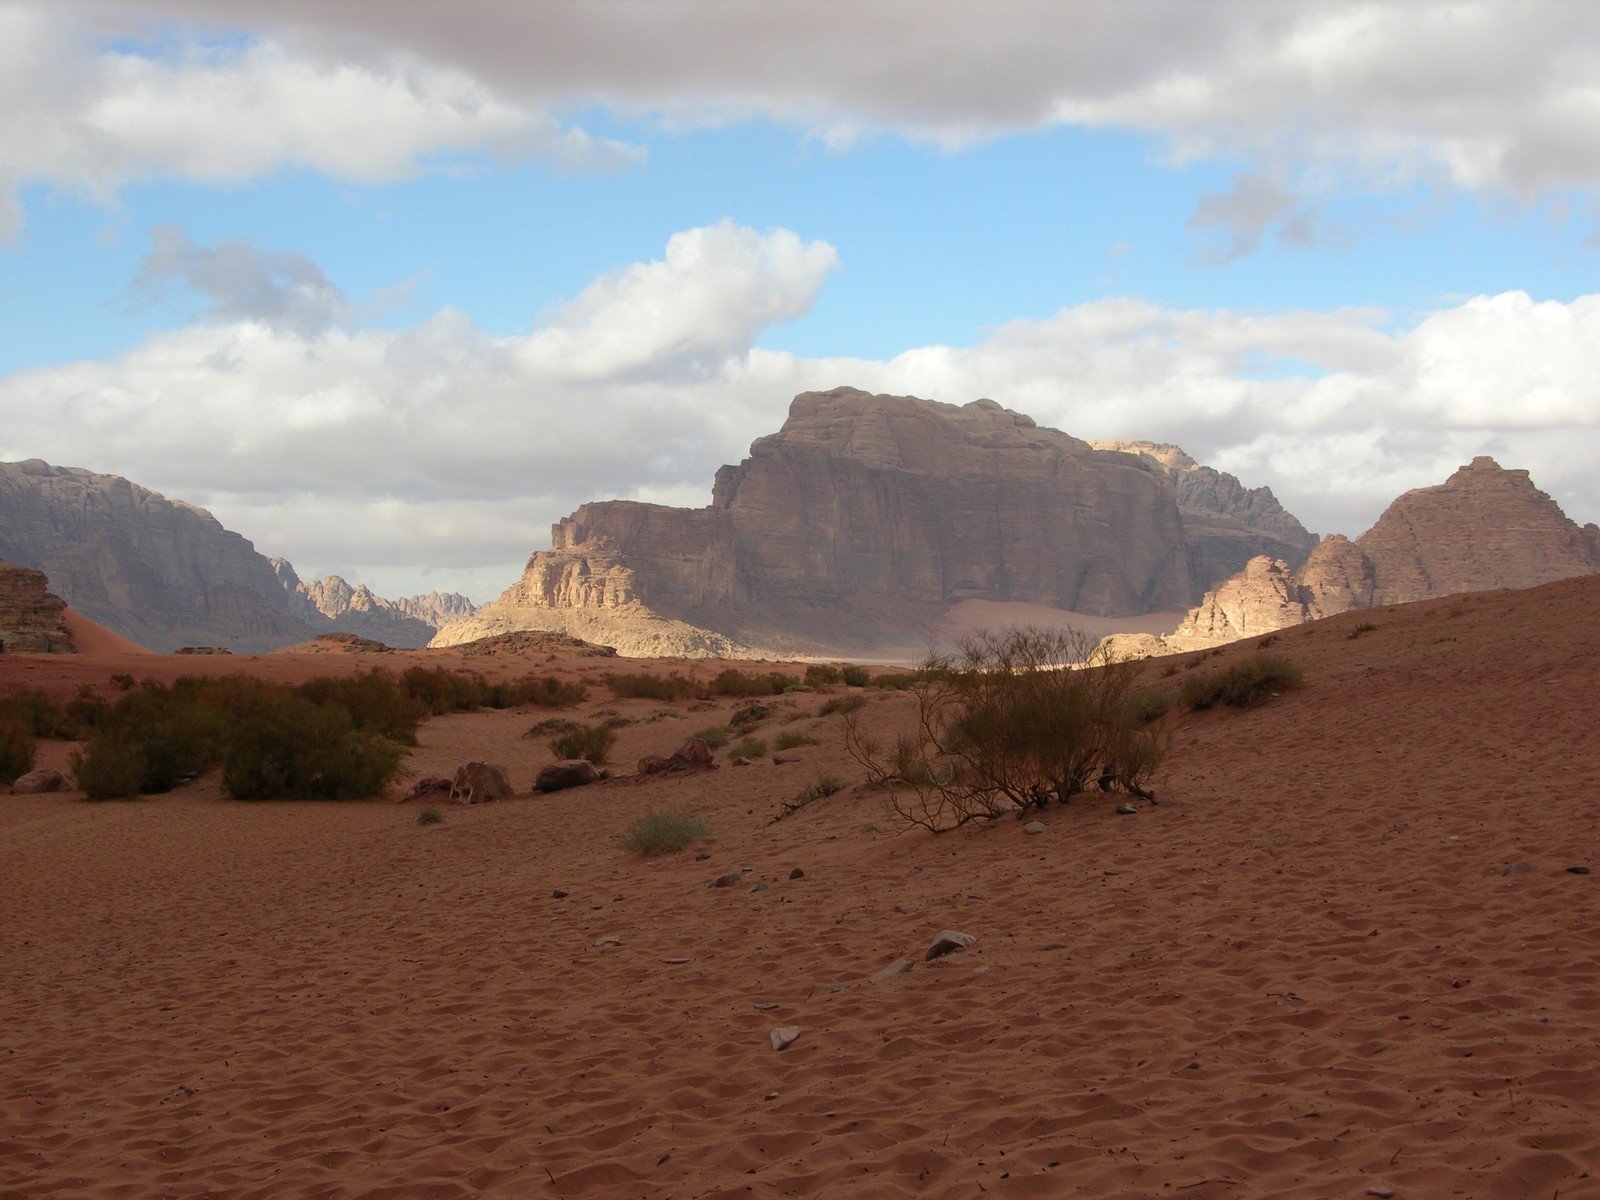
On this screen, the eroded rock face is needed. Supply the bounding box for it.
[1091,440,1318,591]
[450,762,514,805]
[438,389,1205,655]
[1355,457,1600,605]
[271,559,475,649]
[0,460,307,653]
[1146,457,1600,651]
[0,558,74,653]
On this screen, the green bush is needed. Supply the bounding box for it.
[708,669,799,697]
[621,810,710,854]
[1125,687,1175,727]
[418,806,444,826]
[223,690,402,800]
[603,671,706,701]
[818,693,865,717]
[773,774,846,822]
[550,723,616,765]
[1179,653,1304,711]
[525,717,578,737]
[773,729,818,751]
[804,664,842,687]
[728,736,768,760]
[867,672,915,691]
[0,717,35,785]
[297,671,420,744]
[71,733,145,800]
[844,627,1166,831]
[693,725,731,749]
[841,665,871,688]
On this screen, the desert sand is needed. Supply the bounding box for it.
[3,578,1599,1198]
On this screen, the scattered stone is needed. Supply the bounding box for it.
[1365,1187,1397,1198]
[731,756,752,767]
[731,702,771,727]
[1115,803,1138,815]
[450,761,514,805]
[695,852,712,861]
[593,936,621,948]
[754,1002,779,1011]
[1567,865,1591,875]
[674,737,714,766]
[925,930,976,961]
[770,1026,801,1051]
[402,775,452,802]
[534,759,600,793]
[1503,861,1533,877]
[826,982,852,993]
[9,768,67,794]
[709,871,743,888]
[772,752,802,764]
[789,867,805,880]
[1024,821,1047,834]
[551,889,568,899]
[662,957,689,965]
[750,882,770,893]
[870,959,913,983]
[637,755,673,775]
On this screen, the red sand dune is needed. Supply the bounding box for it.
[2,578,1599,1198]
[62,608,152,655]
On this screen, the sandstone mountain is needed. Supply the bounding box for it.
[1127,457,1600,652]
[0,558,73,653]
[434,388,1310,656]
[270,559,476,649]
[0,459,474,652]
[1089,440,1317,584]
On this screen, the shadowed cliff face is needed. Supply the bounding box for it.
[0,558,73,653]
[441,388,1313,655]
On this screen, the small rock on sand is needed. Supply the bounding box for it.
[789,867,805,880]
[709,871,743,888]
[925,930,975,961]
[770,1026,801,1051]
[1024,821,1047,834]
[772,752,802,764]
[870,959,913,983]
[1115,803,1138,815]
[9,769,67,795]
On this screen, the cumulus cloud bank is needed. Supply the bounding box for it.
[7,2,1600,237]
[2,221,1596,598]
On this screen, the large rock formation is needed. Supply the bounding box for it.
[0,459,475,653]
[435,388,1306,656]
[1132,457,1600,652]
[1090,440,1318,586]
[0,558,73,653]
[270,559,475,649]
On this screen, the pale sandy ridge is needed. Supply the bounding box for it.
[3,579,1599,1198]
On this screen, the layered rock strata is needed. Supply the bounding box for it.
[436,388,1304,656]
[0,559,73,653]
[1125,457,1600,653]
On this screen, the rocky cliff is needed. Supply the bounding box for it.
[270,559,475,649]
[435,388,1306,655]
[0,558,73,653]
[0,459,475,653]
[1133,457,1600,652]
[1089,440,1318,586]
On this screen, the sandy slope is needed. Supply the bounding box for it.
[62,608,152,655]
[2,579,1599,1198]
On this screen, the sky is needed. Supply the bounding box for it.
[2,1,1599,603]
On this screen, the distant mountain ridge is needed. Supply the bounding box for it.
[0,459,474,652]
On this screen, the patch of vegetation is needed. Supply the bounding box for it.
[1347,621,1378,639]
[0,687,109,740]
[622,810,710,854]
[841,665,871,688]
[550,723,616,765]
[0,717,35,786]
[728,736,768,760]
[1255,634,1278,648]
[773,729,818,751]
[418,806,444,826]
[525,716,579,737]
[708,669,801,697]
[398,666,584,713]
[603,671,706,702]
[803,664,842,687]
[1178,653,1304,711]
[773,773,846,822]
[729,702,771,728]
[68,675,409,801]
[844,627,1167,832]
[692,725,731,749]
[818,693,866,717]
[109,673,136,691]
[866,672,915,691]
[1125,687,1176,727]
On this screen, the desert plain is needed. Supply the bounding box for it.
[3,578,1599,1199]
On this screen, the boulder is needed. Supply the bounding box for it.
[9,769,67,794]
[402,775,452,802]
[0,560,73,654]
[637,737,716,777]
[535,759,600,793]
[449,761,514,804]
[637,755,673,776]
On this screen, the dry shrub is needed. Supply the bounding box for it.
[845,626,1167,832]
[1178,653,1303,710]
[549,723,616,765]
[622,811,710,854]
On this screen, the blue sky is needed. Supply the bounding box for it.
[2,1,1599,601]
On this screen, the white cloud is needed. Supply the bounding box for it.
[0,2,641,236]
[7,2,1600,236]
[3,222,1597,598]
